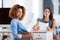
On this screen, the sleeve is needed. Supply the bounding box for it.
[18,22,28,33]
[11,20,20,38]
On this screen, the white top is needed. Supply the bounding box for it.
[39,22,49,31]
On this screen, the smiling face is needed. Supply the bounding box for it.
[44,8,50,17]
[17,8,23,20]
[9,4,25,20]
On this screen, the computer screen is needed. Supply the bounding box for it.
[0,8,11,24]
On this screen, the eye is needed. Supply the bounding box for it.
[48,11,50,13]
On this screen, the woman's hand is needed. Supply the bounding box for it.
[33,22,40,31]
[47,27,55,31]
[47,27,51,31]
[22,32,33,38]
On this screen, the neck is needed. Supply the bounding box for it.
[44,16,49,22]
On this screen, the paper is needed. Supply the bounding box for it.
[39,22,49,31]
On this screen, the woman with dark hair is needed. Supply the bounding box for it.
[43,7,53,20]
[33,7,58,40]
[43,7,58,40]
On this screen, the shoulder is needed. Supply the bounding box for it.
[40,19,44,22]
[52,19,56,22]
[52,19,56,24]
[11,18,18,23]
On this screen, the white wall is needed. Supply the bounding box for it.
[0,0,2,8]
[39,0,43,19]
[3,0,16,8]
[52,0,59,15]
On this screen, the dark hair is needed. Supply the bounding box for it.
[43,7,53,20]
[9,4,25,20]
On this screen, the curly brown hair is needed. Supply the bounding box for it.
[9,4,25,20]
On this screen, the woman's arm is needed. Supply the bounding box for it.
[11,21,20,38]
[51,19,56,31]
[18,22,28,32]
[33,22,40,30]
[47,19,56,31]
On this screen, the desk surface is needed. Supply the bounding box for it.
[32,30,53,33]
[0,30,11,33]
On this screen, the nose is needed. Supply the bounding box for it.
[20,13,22,15]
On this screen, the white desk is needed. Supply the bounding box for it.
[33,31,53,40]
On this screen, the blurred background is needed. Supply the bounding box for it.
[0,0,60,40]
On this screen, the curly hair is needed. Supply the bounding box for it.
[9,4,25,20]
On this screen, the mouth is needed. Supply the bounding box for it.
[46,14,47,15]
